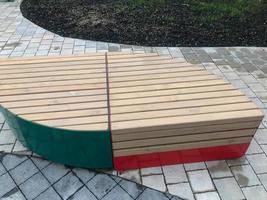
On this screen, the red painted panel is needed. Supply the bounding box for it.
[113,143,250,171]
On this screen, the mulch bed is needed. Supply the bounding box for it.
[20,0,267,47]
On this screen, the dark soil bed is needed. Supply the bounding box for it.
[21,0,267,47]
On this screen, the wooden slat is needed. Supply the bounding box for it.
[60,122,109,131]
[110,75,219,89]
[109,70,209,83]
[0,54,172,71]
[110,80,228,94]
[0,78,106,90]
[111,96,250,114]
[113,137,252,156]
[111,109,263,132]
[0,52,159,66]
[2,94,107,109]
[0,74,106,85]
[112,121,260,141]
[0,68,106,80]
[21,108,107,121]
[111,102,257,122]
[108,66,204,78]
[0,89,107,103]
[37,115,108,127]
[0,83,107,96]
[9,101,108,115]
[110,85,235,100]
[113,129,256,149]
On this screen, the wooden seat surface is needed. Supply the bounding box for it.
[0,53,263,159]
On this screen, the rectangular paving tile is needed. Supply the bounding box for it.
[231,165,260,187]
[0,173,16,198]
[162,164,187,184]
[119,179,144,199]
[214,177,244,200]
[142,175,166,192]
[195,191,220,200]
[167,183,194,200]
[242,186,267,200]
[19,172,50,200]
[86,174,117,199]
[54,172,83,200]
[206,160,232,178]
[246,154,267,174]
[9,159,38,185]
[188,170,215,193]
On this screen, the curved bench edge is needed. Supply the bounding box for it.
[0,106,113,169]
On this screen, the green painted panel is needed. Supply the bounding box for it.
[0,106,113,169]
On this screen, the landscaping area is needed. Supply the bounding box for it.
[21,0,267,47]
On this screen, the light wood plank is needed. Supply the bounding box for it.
[110,85,235,100]
[113,137,252,156]
[2,95,107,109]
[113,129,256,149]
[0,89,107,102]
[111,109,263,132]
[111,102,257,122]
[21,108,107,121]
[109,70,209,83]
[110,75,219,88]
[112,121,260,141]
[0,83,107,96]
[37,115,108,127]
[9,101,107,115]
[110,80,228,93]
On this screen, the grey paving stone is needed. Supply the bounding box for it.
[10,159,38,185]
[1,154,27,171]
[184,162,206,171]
[118,170,141,184]
[1,187,26,200]
[102,185,133,200]
[72,168,95,184]
[119,179,144,199]
[86,174,117,199]
[214,177,244,200]
[0,173,16,198]
[255,129,267,144]
[242,185,267,200]
[54,172,83,200]
[136,188,169,200]
[188,170,215,193]
[231,165,260,187]
[246,139,263,155]
[35,187,61,200]
[162,164,187,184]
[30,157,50,170]
[142,174,166,192]
[206,160,233,178]
[258,174,267,190]
[246,154,267,174]
[195,191,220,200]
[167,183,194,200]
[0,162,6,176]
[68,186,97,200]
[141,167,162,176]
[19,172,50,200]
[41,162,70,184]
[0,130,16,145]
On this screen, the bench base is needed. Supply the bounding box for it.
[113,143,249,171]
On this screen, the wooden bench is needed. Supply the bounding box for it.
[0,53,263,170]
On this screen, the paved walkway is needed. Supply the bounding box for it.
[0,1,267,200]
